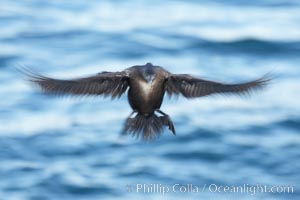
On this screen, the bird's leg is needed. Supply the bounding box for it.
[156,109,167,116]
[121,111,137,134]
[156,109,176,135]
[128,110,136,118]
[126,110,137,125]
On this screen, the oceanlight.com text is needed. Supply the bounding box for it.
[125,183,294,196]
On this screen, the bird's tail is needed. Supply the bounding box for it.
[122,112,175,141]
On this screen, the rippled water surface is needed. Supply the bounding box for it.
[0,0,300,199]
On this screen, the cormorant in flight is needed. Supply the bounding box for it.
[23,63,270,140]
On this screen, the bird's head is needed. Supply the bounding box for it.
[143,63,155,84]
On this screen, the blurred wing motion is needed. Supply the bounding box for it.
[165,74,271,98]
[22,69,129,99]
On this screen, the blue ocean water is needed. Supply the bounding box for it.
[0,0,300,199]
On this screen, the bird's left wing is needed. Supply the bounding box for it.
[165,74,270,98]
[23,69,129,99]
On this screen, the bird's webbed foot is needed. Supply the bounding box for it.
[156,109,176,135]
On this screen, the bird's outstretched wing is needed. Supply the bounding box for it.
[22,69,129,99]
[165,74,271,98]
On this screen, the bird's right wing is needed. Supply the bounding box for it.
[22,69,129,99]
[165,73,271,98]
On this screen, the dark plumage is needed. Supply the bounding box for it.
[22,63,271,140]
